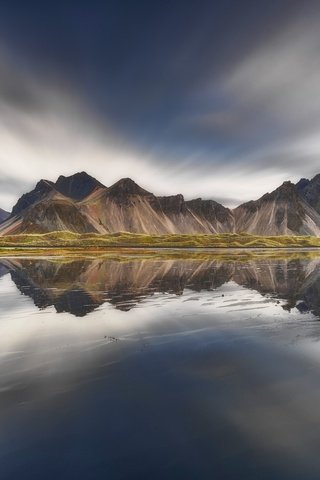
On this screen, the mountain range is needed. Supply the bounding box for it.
[1,171,320,236]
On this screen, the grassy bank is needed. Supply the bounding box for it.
[0,231,320,251]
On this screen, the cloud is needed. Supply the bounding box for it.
[0,48,160,209]
[0,44,282,211]
[185,4,320,179]
[1,2,320,210]
[141,3,320,205]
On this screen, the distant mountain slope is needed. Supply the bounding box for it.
[234,181,320,236]
[80,178,234,235]
[2,175,234,235]
[296,174,320,214]
[3,172,320,236]
[11,180,55,217]
[10,172,102,218]
[0,208,10,223]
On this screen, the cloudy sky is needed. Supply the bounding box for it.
[0,0,320,210]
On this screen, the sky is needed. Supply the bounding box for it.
[0,0,320,211]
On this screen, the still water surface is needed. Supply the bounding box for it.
[2,252,320,479]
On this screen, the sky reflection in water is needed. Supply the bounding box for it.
[1,253,320,479]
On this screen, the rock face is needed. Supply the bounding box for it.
[187,198,235,233]
[54,172,103,200]
[19,198,97,234]
[11,180,55,217]
[1,173,235,235]
[0,208,10,223]
[3,171,320,236]
[80,178,235,235]
[234,181,320,236]
[11,172,102,217]
[296,174,320,215]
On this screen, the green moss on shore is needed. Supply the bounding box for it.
[0,231,320,251]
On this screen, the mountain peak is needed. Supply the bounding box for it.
[11,179,55,217]
[36,179,54,189]
[296,173,320,214]
[278,180,296,191]
[311,173,320,182]
[107,178,152,198]
[112,177,140,188]
[56,171,91,182]
[279,180,295,189]
[262,180,298,202]
[296,178,310,191]
[55,171,104,201]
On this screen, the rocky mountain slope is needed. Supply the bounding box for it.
[0,174,234,235]
[2,171,320,236]
[296,173,320,214]
[0,208,10,223]
[234,181,320,236]
[11,172,102,217]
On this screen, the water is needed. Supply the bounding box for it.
[2,251,320,479]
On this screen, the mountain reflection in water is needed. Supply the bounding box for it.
[2,252,320,480]
[1,254,320,317]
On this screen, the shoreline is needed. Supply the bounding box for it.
[1,232,320,255]
[1,245,320,259]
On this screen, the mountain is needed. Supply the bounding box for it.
[11,179,54,217]
[296,173,320,214]
[87,178,235,234]
[1,174,234,235]
[186,198,234,232]
[54,171,104,200]
[2,171,320,236]
[1,172,104,234]
[234,181,320,236]
[0,208,10,223]
[11,172,102,217]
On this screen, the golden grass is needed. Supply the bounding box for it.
[1,230,320,247]
[0,231,319,258]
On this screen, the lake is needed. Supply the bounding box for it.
[2,251,320,479]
